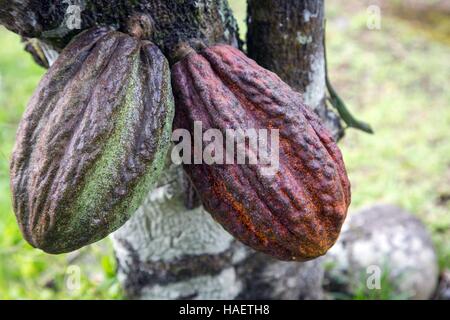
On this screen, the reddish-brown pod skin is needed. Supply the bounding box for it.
[171,44,351,261]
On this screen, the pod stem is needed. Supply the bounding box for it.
[171,40,208,64]
[127,13,154,40]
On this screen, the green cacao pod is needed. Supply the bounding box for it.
[10,27,174,254]
[172,44,351,261]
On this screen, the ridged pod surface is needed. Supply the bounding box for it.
[172,44,351,261]
[10,27,174,254]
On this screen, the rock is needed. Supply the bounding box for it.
[323,204,439,300]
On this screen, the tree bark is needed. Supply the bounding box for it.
[1,0,341,300]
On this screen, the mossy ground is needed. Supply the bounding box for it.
[0,1,448,299]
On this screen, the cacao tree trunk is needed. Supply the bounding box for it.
[1,0,342,299]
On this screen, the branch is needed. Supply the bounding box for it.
[0,0,240,55]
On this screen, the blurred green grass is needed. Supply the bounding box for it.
[0,0,448,299]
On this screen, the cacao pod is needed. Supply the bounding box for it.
[10,27,174,254]
[172,44,351,261]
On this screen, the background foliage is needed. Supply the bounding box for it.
[0,0,448,299]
